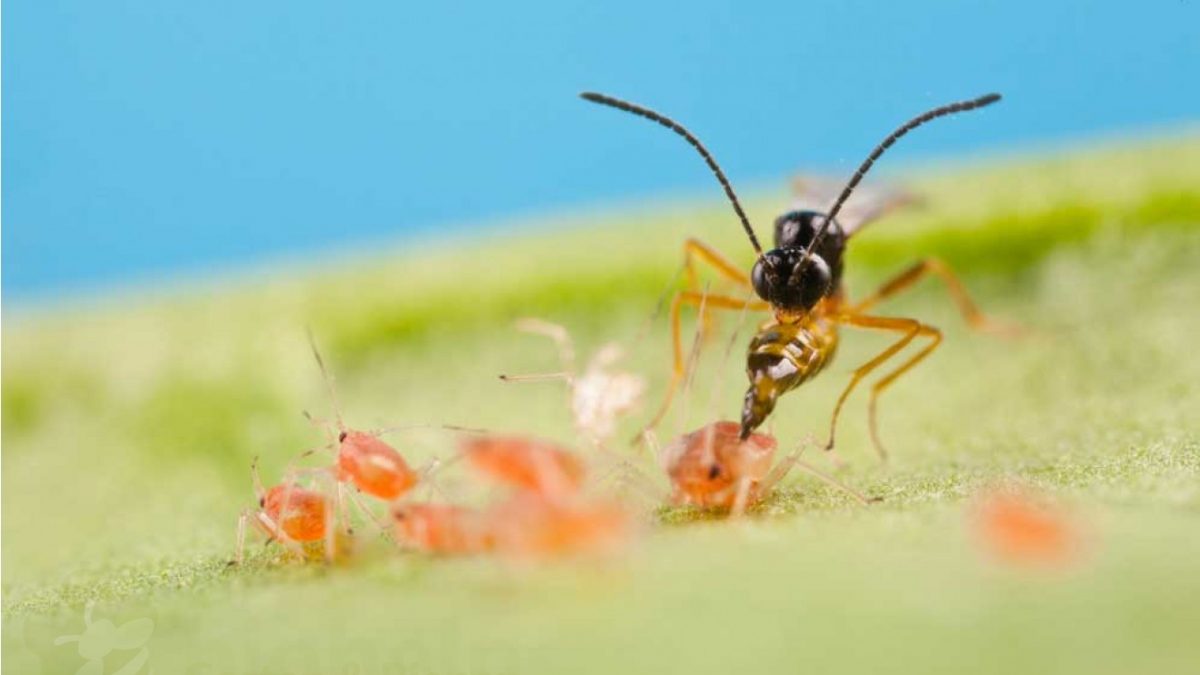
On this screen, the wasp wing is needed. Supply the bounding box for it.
[789,174,921,238]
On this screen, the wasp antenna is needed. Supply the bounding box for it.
[806,93,1002,257]
[580,92,764,256]
[305,328,345,431]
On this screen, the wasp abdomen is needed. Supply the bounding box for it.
[740,318,838,439]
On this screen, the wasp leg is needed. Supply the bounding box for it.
[827,314,941,461]
[639,290,769,440]
[865,326,943,460]
[681,238,754,342]
[850,258,1016,336]
[681,237,752,290]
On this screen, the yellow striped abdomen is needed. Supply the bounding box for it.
[740,315,839,438]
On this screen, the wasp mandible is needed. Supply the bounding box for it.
[581,91,1009,459]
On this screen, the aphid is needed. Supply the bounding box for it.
[391,502,492,555]
[500,318,645,447]
[460,434,586,500]
[485,493,632,558]
[660,420,873,514]
[972,488,1080,567]
[54,601,154,675]
[582,91,1010,459]
[301,334,420,529]
[234,458,334,564]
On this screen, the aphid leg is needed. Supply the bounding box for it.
[790,459,877,506]
[640,291,769,439]
[335,482,353,535]
[849,258,1017,336]
[827,314,938,459]
[730,477,753,517]
[758,439,875,505]
[233,509,252,566]
[323,490,337,564]
[254,511,307,560]
[343,489,396,542]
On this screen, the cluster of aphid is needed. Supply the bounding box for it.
[235,329,636,564]
[235,89,1009,564]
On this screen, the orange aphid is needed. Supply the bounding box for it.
[234,459,334,565]
[392,503,491,555]
[661,421,779,510]
[336,430,419,501]
[260,484,329,542]
[973,489,1079,567]
[486,494,631,558]
[306,334,420,504]
[461,435,586,499]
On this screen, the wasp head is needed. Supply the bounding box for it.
[750,248,832,312]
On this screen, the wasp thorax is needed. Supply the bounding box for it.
[750,248,832,312]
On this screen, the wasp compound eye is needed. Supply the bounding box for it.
[790,254,832,310]
[750,250,788,303]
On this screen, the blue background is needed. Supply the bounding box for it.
[4,1,1197,301]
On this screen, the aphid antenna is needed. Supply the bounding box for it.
[305,328,346,432]
[805,93,1002,260]
[514,318,578,376]
[371,423,491,437]
[580,92,764,257]
[250,456,266,500]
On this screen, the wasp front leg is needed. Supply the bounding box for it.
[639,289,769,440]
[678,238,756,342]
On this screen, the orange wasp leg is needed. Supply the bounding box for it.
[827,314,942,461]
[849,257,1016,336]
[681,237,752,291]
[641,290,770,437]
[681,238,755,343]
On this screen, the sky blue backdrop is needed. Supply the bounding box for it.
[4,0,1197,300]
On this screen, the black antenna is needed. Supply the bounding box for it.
[805,93,1002,259]
[581,92,763,256]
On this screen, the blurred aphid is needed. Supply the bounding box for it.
[659,421,875,515]
[972,488,1081,567]
[391,502,492,555]
[233,458,336,565]
[486,493,632,558]
[452,433,635,557]
[581,91,1009,461]
[461,434,586,501]
[500,318,645,447]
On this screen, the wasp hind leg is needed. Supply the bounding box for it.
[850,257,1018,336]
[827,314,941,461]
